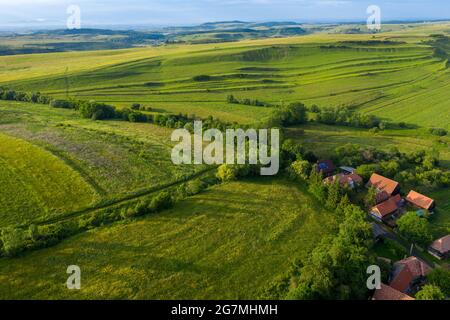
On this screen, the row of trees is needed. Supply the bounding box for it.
[314,106,383,129]
[226,95,272,107]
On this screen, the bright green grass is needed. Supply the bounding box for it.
[0,133,97,227]
[429,189,450,238]
[2,29,449,127]
[0,178,337,299]
[0,100,207,203]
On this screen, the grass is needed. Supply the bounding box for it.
[0,178,338,299]
[0,132,96,227]
[0,100,206,200]
[373,238,408,261]
[1,27,449,127]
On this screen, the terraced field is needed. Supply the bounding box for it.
[2,27,449,127]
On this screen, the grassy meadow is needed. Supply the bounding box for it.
[0,179,337,299]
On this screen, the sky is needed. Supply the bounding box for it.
[0,0,449,29]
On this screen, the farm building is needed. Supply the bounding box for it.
[372,283,414,300]
[428,235,450,260]
[389,256,431,295]
[405,190,435,212]
[324,172,363,189]
[367,173,400,204]
[339,166,356,174]
[370,194,403,222]
[316,160,336,177]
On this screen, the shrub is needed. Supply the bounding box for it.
[149,192,174,212]
[429,128,447,136]
[193,75,212,82]
[0,227,28,257]
[79,102,116,120]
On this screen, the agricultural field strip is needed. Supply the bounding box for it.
[16,166,217,229]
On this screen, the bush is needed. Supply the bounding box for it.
[50,99,75,109]
[79,102,116,120]
[193,75,212,82]
[0,227,28,257]
[429,128,447,136]
[131,103,141,110]
[149,192,174,212]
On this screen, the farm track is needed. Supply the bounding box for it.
[18,166,217,229]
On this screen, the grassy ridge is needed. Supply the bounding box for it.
[0,133,97,227]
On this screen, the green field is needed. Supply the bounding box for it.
[1,25,450,127]
[0,132,96,227]
[0,100,207,227]
[0,22,449,300]
[0,179,337,299]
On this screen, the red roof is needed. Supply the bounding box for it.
[430,235,450,254]
[372,283,415,300]
[324,173,363,187]
[406,190,435,210]
[390,257,431,293]
[368,173,399,198]
[371,194,402,218]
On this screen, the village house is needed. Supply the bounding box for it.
[339,166,356,174]
[389,256,431,295]
[428,235,450,260]
[406,190,436,212]
[372,283,415,300]
[324,172,363,189]
[370,194,403,223]
[367,173,400,204]
[316,159,336,177]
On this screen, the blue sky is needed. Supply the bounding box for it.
[0,0,449,29]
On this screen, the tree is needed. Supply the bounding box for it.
[416,285,445,300]
[290,160,311,181]
[308,167,326,201]
[325,180,341,210]
[216,164,237,182]
[364,186,377,209]
[427,268,450,296]
[396,212,432,246]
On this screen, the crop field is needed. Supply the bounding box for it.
[0,178,337,299]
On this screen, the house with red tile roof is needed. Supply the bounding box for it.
[406,190,435,211]
[372,283,415,300]
[324,172,363,189]
[370,194,403,222]
[428,235,450,260]
[389,256,432,295]
[367,173,400,204]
